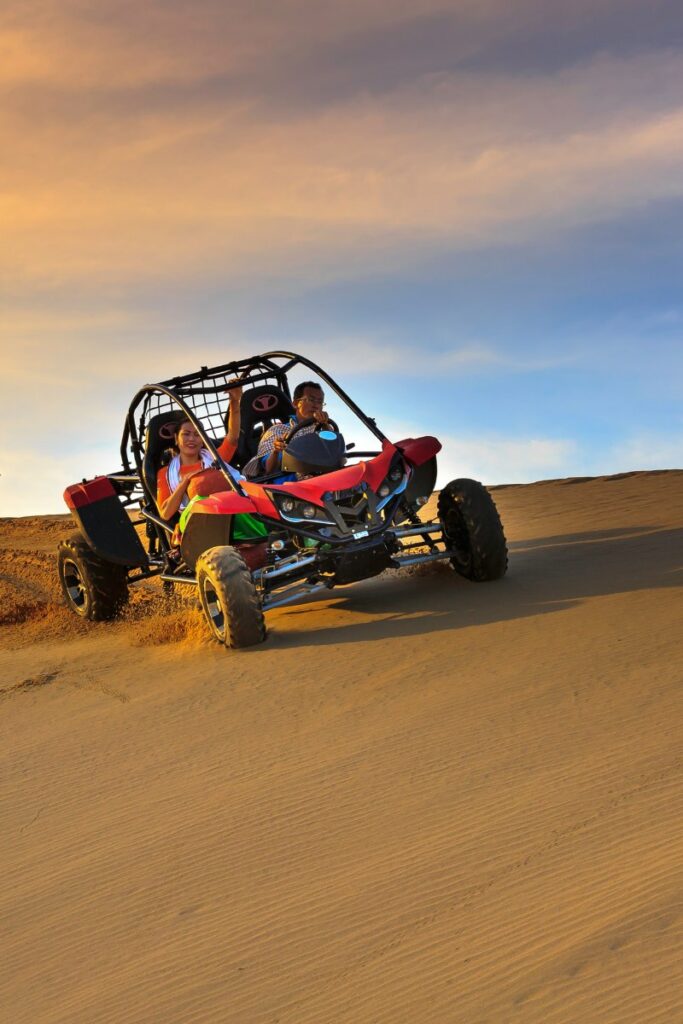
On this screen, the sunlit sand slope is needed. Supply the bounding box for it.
[1,471,682,1024]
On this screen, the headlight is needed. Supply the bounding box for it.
[267,490,335,525]
[375,460,409,509]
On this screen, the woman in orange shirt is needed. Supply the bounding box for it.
[156,380,243,521]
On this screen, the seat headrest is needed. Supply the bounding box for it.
[142,410,187,497]
[145,410,186,463]
[240,385,294,425]
[233,385,295,468]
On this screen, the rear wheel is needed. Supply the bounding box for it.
[438,479,508,581]
[196,545,266,649]
[58,532,129,620]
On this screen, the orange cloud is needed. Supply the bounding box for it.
[3,3,682,292]
[3,69,683,292]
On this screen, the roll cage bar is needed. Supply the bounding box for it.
[121,351,388,509]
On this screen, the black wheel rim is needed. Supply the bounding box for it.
[201,578,226,640]
[62,558,87,611]
[442,502,473,573]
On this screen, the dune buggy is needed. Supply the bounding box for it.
[58,352,508,647]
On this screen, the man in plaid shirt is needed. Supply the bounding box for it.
[243,381,329,478]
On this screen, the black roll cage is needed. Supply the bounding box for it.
[121,351,388,511]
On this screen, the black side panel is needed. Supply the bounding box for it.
[73,497,148,567]
[404,456,437,506]
[181,513,233,570]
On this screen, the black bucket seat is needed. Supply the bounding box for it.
[233,385,294,468]
[142,410,187,504]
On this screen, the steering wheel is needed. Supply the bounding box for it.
[285,417,340,443]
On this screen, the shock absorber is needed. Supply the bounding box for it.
[402,501,439,552]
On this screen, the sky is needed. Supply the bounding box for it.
[1,0,682,516]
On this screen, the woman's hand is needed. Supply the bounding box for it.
[159,466,206,521]
[223,372,248,448]
[223,370,248,405]
[180,466,205,486]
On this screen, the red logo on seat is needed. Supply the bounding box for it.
[252,394,279,412]
[159,422,177,440]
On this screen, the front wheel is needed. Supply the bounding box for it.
[438,479,508,581]
[58,532,129,620]
[196,545,266,649]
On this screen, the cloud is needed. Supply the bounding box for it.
[5,0,683,102]
[436,346,582,373]
[0,447,112,518]
[0,1,458,94]
[436,436,580,486]
[380,413,579,485]
[605,434,683,473]
[5,96,683,291]
[2,1,683,294]
[2,0,682,515]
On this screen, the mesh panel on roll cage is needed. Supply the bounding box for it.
[132,372,286,464]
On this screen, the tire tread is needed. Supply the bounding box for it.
[438,478,508,581]
[58,531,129,620]
[197,545,266,648]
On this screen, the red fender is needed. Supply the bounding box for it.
[394,436,441,467]
[266,442,398,503]
[64,476,117,509]
[189,491,259,516]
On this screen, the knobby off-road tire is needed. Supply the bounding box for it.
[58,531,129,620]
[438,478,508,581]
[196,545,266,649]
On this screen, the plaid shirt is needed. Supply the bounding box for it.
[243,417,317,477]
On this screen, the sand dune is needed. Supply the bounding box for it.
[1,471,682,1023]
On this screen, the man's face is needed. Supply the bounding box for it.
[295,386,325,420]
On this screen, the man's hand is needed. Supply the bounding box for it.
[313,409,329,425]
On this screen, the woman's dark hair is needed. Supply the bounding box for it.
[293,381,324,401]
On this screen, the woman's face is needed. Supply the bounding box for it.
[176,421,202,460]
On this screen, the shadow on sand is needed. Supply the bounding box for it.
[266,525,683,649]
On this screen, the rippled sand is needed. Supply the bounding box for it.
[1,471,682,1023]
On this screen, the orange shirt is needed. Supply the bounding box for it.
[156,438,237,508]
